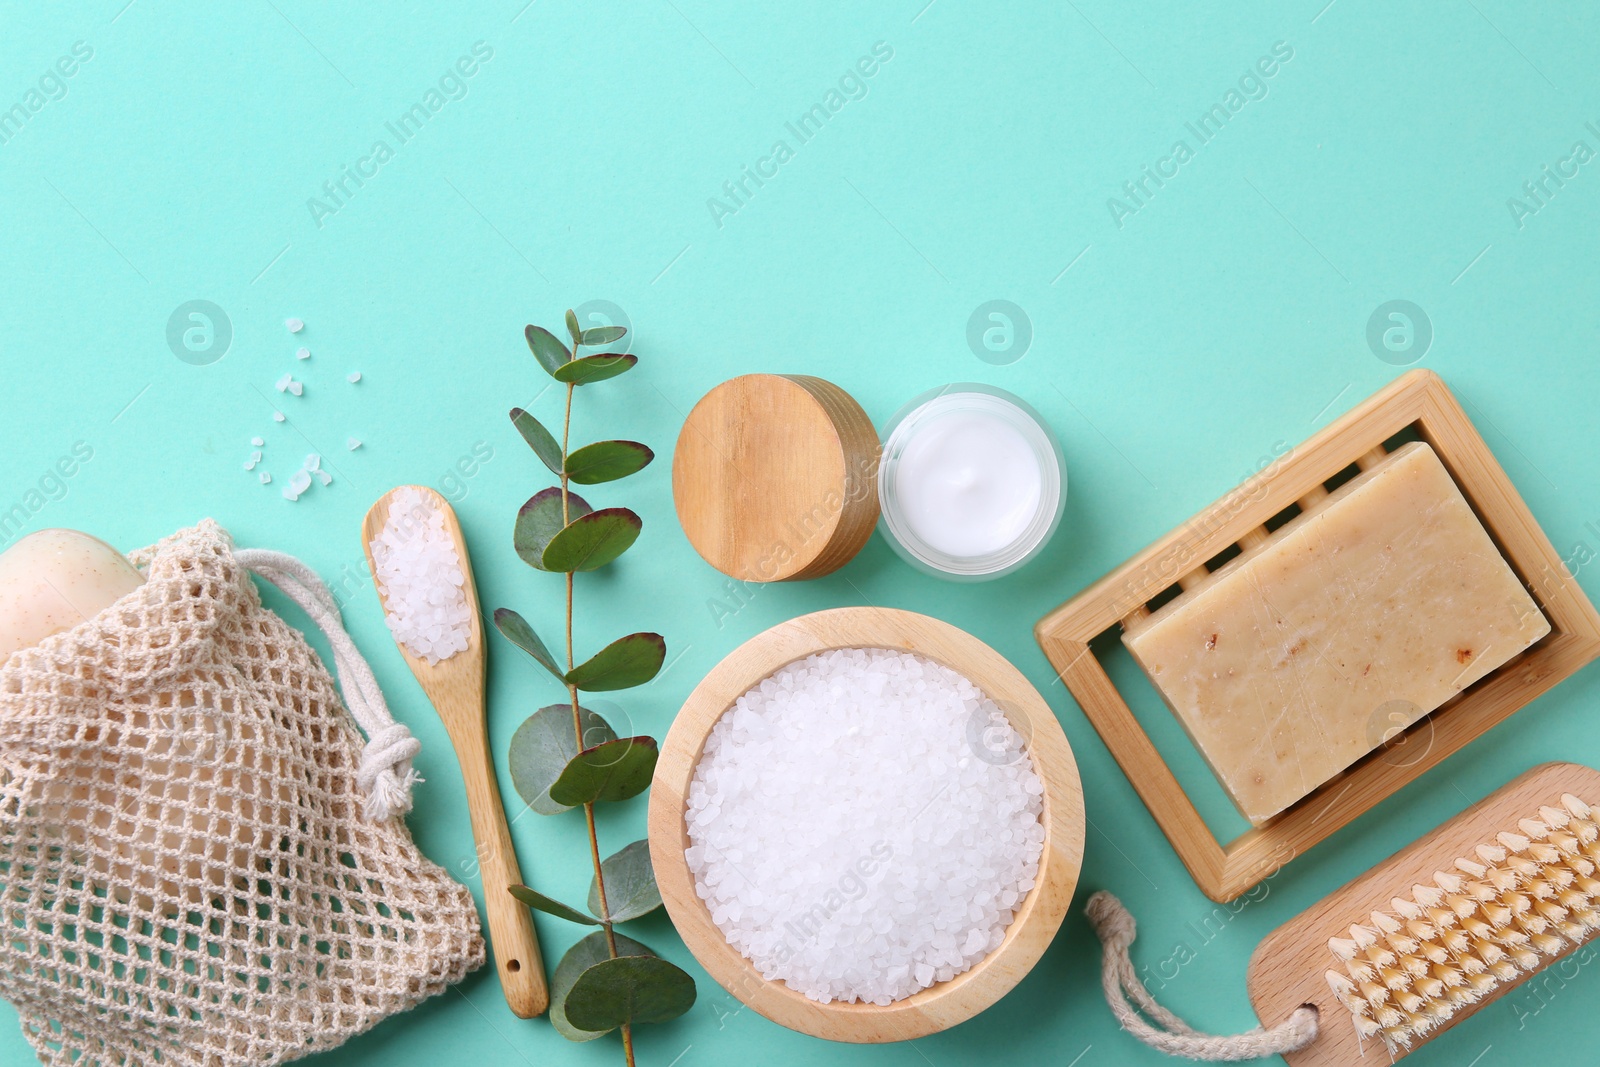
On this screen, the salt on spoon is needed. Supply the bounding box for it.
[361,485,549,1017]
[368,487,471,663]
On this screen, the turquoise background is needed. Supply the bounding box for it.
[3,1,1599,1064]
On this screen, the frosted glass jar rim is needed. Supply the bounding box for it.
[877,384,1066,581]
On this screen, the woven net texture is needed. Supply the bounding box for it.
[0,521,485,1066]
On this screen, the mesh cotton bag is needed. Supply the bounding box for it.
[0,521,485,1066]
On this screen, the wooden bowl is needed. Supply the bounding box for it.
[649,607,1085,1042]
[672,374,880,582]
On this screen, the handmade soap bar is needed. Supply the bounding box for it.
[1123,442,1550,825]
[0,528,143,658]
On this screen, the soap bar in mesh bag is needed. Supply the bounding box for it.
[0,521,485,1067]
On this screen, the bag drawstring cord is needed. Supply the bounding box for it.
[237,548,422,822]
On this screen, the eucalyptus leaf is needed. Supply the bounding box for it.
[566,633,666,692]
[565,440,654,485]
[550,930,656,1041]
[509,407,563,476]
[515,488,593,571]
[565,308,583,346]
[525,324,571,378]
[564,954,697,1031]
[508,884,600,926]
[492,609,564,684]
[579,324,627,346]
[542,508,642,573]
[552,353,637,385]
[588,839,661,923]
[508,704,618,815]
[548,737,658,806]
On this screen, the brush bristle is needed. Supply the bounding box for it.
[1327,791,1600,1053]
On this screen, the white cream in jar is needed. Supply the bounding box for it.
[878,386,1065,579]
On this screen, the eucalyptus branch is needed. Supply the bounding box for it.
[494,311,693,1063]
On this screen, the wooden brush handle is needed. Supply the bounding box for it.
[449,717,548,1018]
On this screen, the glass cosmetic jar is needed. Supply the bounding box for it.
[877,384,1066,580]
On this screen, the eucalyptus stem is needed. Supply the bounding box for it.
[502,314,681,1063]
[557,352,631,1067]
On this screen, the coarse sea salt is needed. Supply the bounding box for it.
[685,647,1045,1006]
[369,487,471,664]
[282,469,312,501]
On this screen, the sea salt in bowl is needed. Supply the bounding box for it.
[649,607,1084,1042]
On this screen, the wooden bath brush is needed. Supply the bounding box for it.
[1089,763,1600,1063]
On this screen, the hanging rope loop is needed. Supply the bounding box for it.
[1085,891,1319,1061]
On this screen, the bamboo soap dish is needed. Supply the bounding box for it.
[1249,762,1600,1065]
[672,374,880,582]
[649,607,1085,1042]
[1035,370,1600,902]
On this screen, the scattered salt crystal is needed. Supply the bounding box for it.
[251,436,264,447]
[281,486,300,501]
[347,437,362,450]
[274,373,292,392]
[250,450,262,464]
[259,472,271,485]
[287,380,303,396]
[272,411,286,422]
[316,470,332,486]
[368,487,472,664]
[296,347,310,360]
[289,470,312,493]
[304,453,321,472]
[686,648,1044,1006]
[346,371,361,383]
[285,318,304,333]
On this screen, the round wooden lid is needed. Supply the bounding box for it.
[672,374,880,582]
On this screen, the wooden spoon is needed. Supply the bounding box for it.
[362,486,548,1018]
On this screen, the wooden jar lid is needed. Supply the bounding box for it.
[672,374,880,582]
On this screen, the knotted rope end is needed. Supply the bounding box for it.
[1086,889,1136,945]
[362,767,424,822]
[357,722,425,822]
